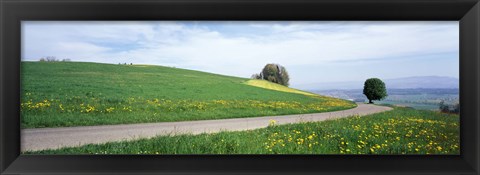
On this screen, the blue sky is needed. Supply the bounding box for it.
[22,21,459,88]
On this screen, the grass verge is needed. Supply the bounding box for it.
[25,107,459,154]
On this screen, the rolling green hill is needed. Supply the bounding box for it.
[21,62,356,128]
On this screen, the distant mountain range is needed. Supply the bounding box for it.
[295,76,459,90]
[383,76,459,89]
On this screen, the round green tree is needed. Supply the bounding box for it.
[260,63,290,86]
[363,78,387,104]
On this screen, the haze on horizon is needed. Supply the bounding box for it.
[22,21,459,89]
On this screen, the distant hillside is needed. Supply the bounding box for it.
[313,88,459,110]
[384,76,458,89]
[296,76,459,90]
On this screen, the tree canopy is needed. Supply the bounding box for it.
[363,78,387,104]
[252,63,290,86]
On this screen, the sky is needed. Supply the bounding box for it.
[22,21,459,89]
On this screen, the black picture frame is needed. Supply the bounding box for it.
[1,0,479,174]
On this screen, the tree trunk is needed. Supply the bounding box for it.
[369,99,373,104]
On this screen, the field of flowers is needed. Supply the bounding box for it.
[21,94,354,128]
[21,62,355,128]
[26,107,459,154]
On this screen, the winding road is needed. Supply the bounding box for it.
[21,103,392,152]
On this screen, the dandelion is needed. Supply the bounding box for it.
[85,105,95,113]
[269,119,277,126]
[106,107,115,113]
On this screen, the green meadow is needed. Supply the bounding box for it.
[26,107,459,155]
[21,62,356,128]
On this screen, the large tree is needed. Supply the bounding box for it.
[259,63,290,86]
[363,78,387,104]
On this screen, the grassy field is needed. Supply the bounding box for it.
[25,107,459,154]
[21,62,356,128]
[245,79,318,96]
[377,100,440,110]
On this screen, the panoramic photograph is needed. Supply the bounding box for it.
[20,21,459,154]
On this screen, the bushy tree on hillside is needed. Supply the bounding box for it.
[255,63,290,86]
[363,78,387,104]
[439,101,460,114]
[39,56,64,62]
[251,73,262,79]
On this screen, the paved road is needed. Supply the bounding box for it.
[21,103,392,152]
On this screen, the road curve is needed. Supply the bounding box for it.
[22,103,392,152]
